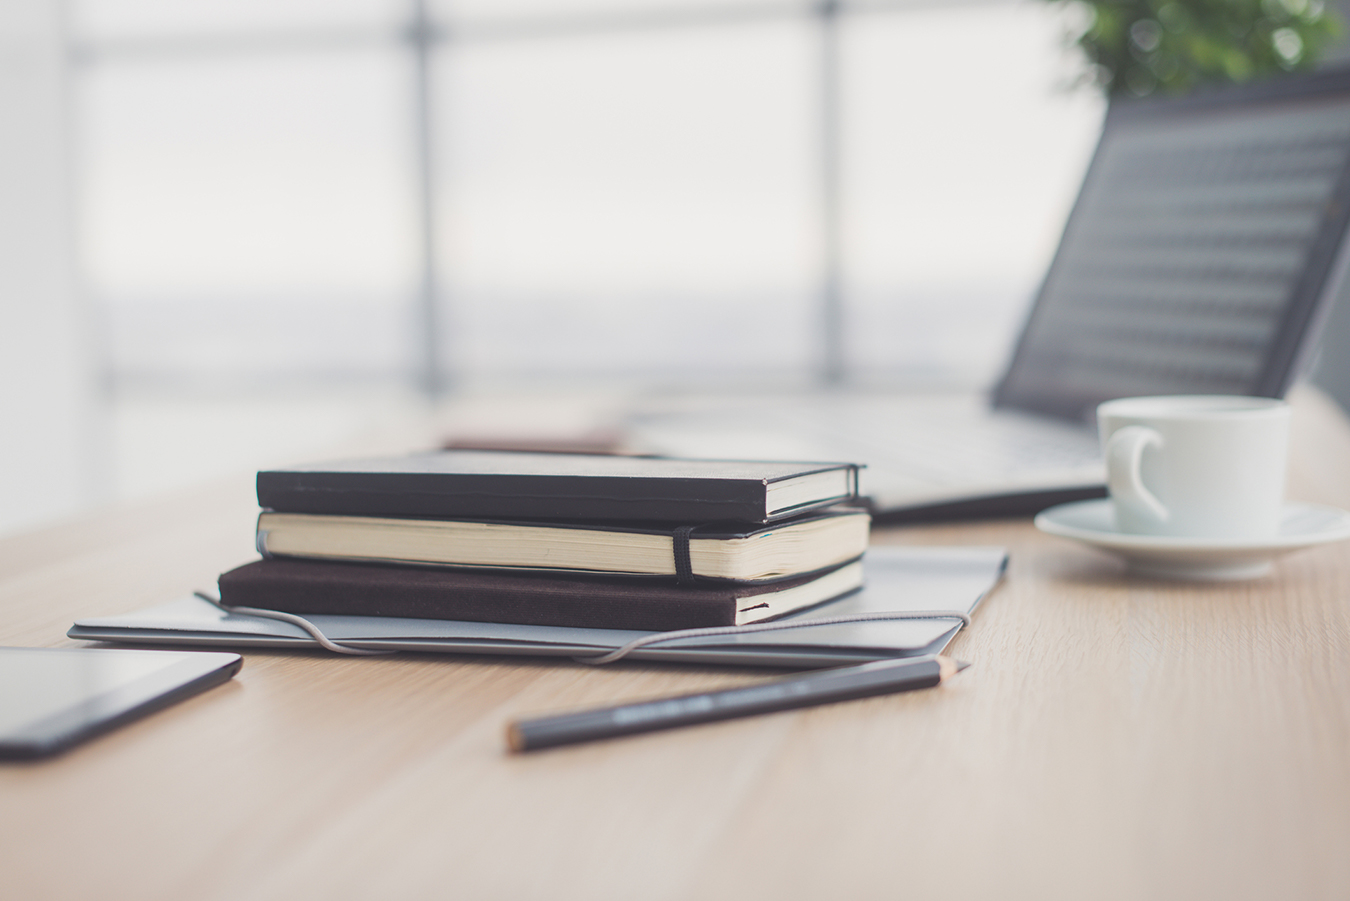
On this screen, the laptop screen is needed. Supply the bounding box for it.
[994,67,1350,421]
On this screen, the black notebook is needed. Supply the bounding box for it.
[257,450,861,524]
[218,557,866,632]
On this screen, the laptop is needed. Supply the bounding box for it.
[626,66,1350,521]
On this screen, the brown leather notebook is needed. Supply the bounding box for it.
[217,557,864,632]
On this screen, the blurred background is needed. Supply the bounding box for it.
[4,0,1350,536]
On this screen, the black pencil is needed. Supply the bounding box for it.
[506,654,969,752]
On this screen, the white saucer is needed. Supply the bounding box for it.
[1033,499,1350,580]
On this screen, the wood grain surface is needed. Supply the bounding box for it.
[3,387,1350,901]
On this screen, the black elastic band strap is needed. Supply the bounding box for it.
[672,525,697,584]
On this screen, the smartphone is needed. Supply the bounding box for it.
[0,647,242,759]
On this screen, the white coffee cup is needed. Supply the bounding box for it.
[1096,395,1290,540]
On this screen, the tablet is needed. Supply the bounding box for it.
[0,647,242,759]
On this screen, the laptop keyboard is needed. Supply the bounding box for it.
[1003,101,1350,404]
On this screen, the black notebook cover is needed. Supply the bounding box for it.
[257,450,861,524]
[217,558,862,632]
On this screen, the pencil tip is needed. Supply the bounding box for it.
[505,723,525,753]
[955,660,972,672]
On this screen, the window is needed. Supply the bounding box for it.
[70,0,1104,497]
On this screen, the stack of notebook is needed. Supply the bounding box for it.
[217,451,871,633]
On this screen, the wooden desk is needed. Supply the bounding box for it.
[4,387,1350,901]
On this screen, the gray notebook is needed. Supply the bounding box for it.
[69,546,1007,668]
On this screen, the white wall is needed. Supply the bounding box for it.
[0,0,98,535]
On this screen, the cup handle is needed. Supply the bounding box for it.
[1104,425,1169,524]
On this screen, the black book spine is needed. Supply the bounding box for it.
[218,559,742,632]
[255,472,773,523]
